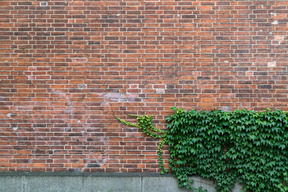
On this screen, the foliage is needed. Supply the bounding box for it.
[117,108,288,192]
[117,114,168,174]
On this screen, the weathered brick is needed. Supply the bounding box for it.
[0,0,287,173]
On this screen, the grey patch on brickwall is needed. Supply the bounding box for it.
[40,2,48,6]
[156,89,165,93]
[153,84,166,94]
[101,93,141,104]
[71,57,88,63]
[6,113,12,118]
[220,106,230,112]
[12,126,18,131]
[88,41,100,45]
[87,163,101,167]
[78,84,87,89]
[258,85,272,89]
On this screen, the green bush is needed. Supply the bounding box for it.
[118,108,288,192]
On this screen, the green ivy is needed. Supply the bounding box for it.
[117,114,168,174]
[117,108,288,192]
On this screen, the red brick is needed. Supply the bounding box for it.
[0,0,288,174]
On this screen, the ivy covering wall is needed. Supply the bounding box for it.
[118,108,288,192]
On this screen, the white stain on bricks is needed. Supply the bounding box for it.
[81,137,109,171]
[50,89,74,120]
[271,20,278,25]
[71,57,87,63]
[101,93,141,106]
[50,88,90,136]
[153,84,166,94]
[275,35,284,41]
[156,89,165,94]
[78,84,87,89]
[268,61,276,67]
[28,76,35,80]
[4,88,90,161]
[274,35,284,44]
[25,66,51,80]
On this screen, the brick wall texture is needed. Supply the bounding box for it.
[0,0,288,172]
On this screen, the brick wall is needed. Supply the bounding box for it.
[0,0,287,172]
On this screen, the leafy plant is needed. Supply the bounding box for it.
[117,114,168,174]
[117,108,288,192]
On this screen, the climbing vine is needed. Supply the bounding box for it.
[118,108,288,192]
[117,114,168,174]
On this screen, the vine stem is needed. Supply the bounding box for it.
[117,114,168,174]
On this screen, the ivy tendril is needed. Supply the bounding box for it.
[117,114,168,174]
